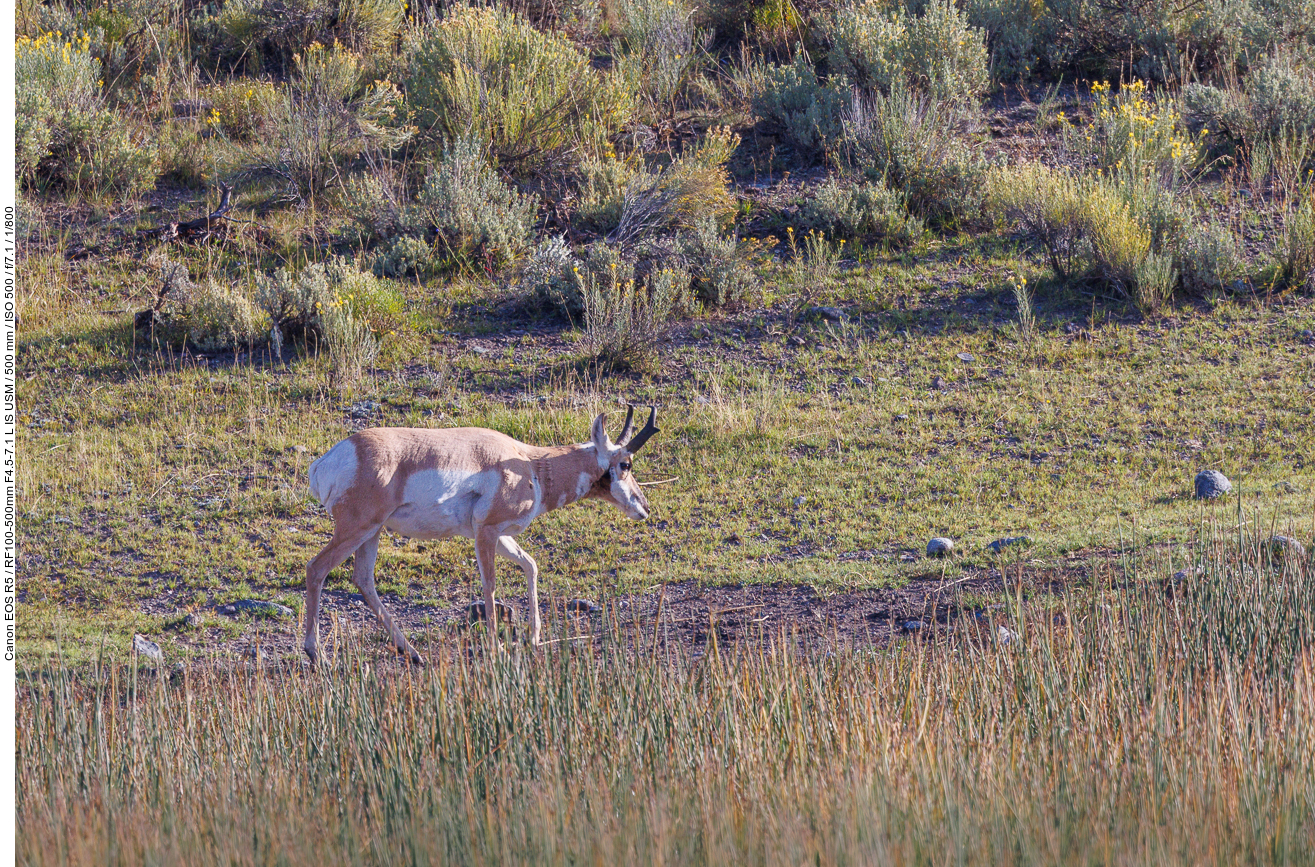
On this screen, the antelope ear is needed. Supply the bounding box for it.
[590,413,610,452]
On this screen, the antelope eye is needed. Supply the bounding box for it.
[619,462,631,473]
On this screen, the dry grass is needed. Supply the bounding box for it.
[17,529,1315,865]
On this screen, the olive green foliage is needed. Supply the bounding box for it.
[355,138,536,279]
[825,0,990,104]
[16,31,157,199]
[680,219,761,309]
[609,127,740,245]
[611,0,704,109]
[753,51,850,160]
[840,85,988,227]
[187,281,272,352]
[250,42,411,202]
[257,257,406,344]
[519,234,583,313]
[1176,222,1244,294]
[964,0,1041,82]
[988,162,1190,310]
[799,176,923,247]
[404,6,632,173]
[576,240,692,370]
[1279,190,1315,291]
[574,154,641,236]
[197,0,404,72]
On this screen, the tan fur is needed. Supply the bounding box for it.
[303,415,652,663]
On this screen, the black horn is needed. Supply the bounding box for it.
[615,405,636,445]
[622,406,659,453]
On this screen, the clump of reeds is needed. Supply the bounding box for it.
[18,521,1314,866]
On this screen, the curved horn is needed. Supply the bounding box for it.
[616,405,636,445]
[622,406,659,453]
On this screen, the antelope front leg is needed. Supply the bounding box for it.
[497,536,541,646]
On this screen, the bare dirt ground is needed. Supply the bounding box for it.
[155,555,1098,667]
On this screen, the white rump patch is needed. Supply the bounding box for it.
[308,439,359,513]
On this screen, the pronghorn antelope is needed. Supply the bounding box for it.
[303,406,659,664]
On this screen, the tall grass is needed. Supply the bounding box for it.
[18,527,1315,865]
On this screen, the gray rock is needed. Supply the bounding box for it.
[133,634,164,664]
[1267,535,1307,563]
[996,626,1018,645]
[218,599,294,619]
[184,613,201,628]
[987,536,1031,554]
[566,599,601,615]
[466,599,516,625]
[807,306,846,323]
[1194,469,1232,499]
[793,496,807,506]
[926,537,955,558]
[348,399,380,419]
[956,352,975,362]
[901,620,925,633]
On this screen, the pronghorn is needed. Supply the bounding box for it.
[303,406,659,664]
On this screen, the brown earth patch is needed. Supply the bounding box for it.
[152,556,1100,667]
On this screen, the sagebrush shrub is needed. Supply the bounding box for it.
[825,0,989,105]
[611,0,703,109]
[397,137,537,276]
[405,7,631,173]
[200,0,404,73]
[187,281,271,352]
[841,85,987,227]
[753,51,849,160]
[964,0,1040,82]
[800,176,923,247]
[205,79,280,141]
[574,154,641,236]
[578,248,685,372]
[1279,191,1315,291]
[988,162,1187,310]
[519,234,583,314]
[1176,222,1243,294]
[254,42,410,202]
[17,31,157,198]
[610,127,740,244]
[680,219,761,309]
[258,258,406,351]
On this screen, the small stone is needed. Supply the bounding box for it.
[852,376,869,387]
[987,536,1031,554]
[793,496,807,506]
[566,599,600,615]
[808,306,846,323]
[218,599,294,619]
[466,600,516,625]
[926,537,955,558]
[1267,535,1307,563]
[348,400,380,419]
[184,613,201,628]
[956,352,975,362]
[1300,329,1313,343]
[132,634,164,664]
[1194,469,1232,499]
[895,414,909,421]
[901,620,925,633]
[996,626,1017,645]
[932,375,948,390]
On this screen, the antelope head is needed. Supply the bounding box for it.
[588,405,660,521]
